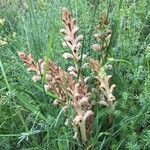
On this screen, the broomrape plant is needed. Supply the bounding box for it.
[18,8,116,144]
[90,11,116,125]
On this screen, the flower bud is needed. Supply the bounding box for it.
[92,44,100,51]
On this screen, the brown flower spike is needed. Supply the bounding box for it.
[90,11,116,124]
[61,8,94,143]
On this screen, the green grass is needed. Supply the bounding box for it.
[0,0,150,149]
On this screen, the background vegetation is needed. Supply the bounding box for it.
[0,0,150,149]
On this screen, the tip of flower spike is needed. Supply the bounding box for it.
[62,7,68,11]
[61,7,70,22]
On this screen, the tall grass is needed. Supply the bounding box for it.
[0,0,150,149]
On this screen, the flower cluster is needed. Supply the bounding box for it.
[18,8,116,144]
